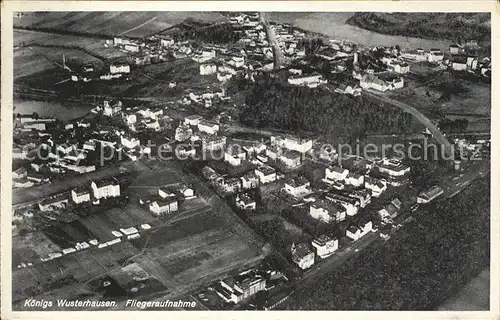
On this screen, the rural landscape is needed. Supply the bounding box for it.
[11,11,490,311]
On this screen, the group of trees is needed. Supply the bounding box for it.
[346,12,490,42]
[438,118,469,133]
[238,76,413,140]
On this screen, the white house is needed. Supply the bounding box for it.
[103,100,123,116]
[160,38,175,47]
[284,176,310,197]
[198,120,219,135]
[91,179,121,199]
[225,145,247,166]
[272,135,313,153]
[364,177,387,198]
[71,187,91,204]
[375,158,410,177]
[200,63,217,75]
[38,195,69,212]
[309,199,347,223]
[346,221,373,241]
[120,135,140,149]
[311,235,338,259]
[323,165,349,184]
[149,198,178,216]
[345,172,364,187]
[184,114,203,126]
[291,243,315,270]
[110,63,130,74]
[280,150,302,168]
[255,165,277,184]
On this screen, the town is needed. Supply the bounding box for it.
[12,11,491,311]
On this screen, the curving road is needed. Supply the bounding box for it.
[362,88,454,158]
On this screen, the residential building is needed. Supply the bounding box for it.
[291,243,315,270]
[345,172,365,187]
[13,167,27,179]
[451,55,468,71]
[375,158,410,177]
[271,135,313,153]
[346,220,373,241]
[91,178,121,199]
[39,195,69,212]
[71,187,90,204]
[124,43,139,52]
[184,114,203,126]
[348,189,371,208]
[120,135,140,149]
[280,150,302,168]
[224,145,247,166]
[110,63,130,74]
[255,165,277,184]
[149,198,179,216]
[325,193,360,216]
[217,272,266,304]
[158,187,176,199]
[360,74,389,92]
[198,120,219,135]
[160,38,175,47]
[240,171,259,189]
[200,133,226,151]
[449,44,461,55]
[364,176,387,198]
[311,235,338,259]
[236,193,256,210]
[221,178,241,194]
[324,165,349,184]
[309,199,347,223]
[287,73,327,88]
[175,125,193,142]
[200,63,217,75]
[378,203,399,220]
[417,185,444,204]
[284,176,310,197]
[103,100,123,116]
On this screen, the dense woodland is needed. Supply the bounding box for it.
[287,176,490,310]
[346,13,491,43]
[236,76,414,140]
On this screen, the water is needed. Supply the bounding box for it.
[268,12,453,51]
[13,99,93,121]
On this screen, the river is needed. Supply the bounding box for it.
[268,12,453,51]
[13,99,94,121]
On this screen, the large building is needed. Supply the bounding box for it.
[417,185,444,204]
[346,220,373,241]
[198,120,220,135]
[71,187,91,204]
[216,271,266,304]
[310,199,347,223]
[364,176,387,198]
[291,243,315,270]
[375,158,411,177]
[311,235,338,259]
[271,135,313,153]
[149,198,179,216]
[255,165,277,184]
[323,165,349,184]
[284,176,310,197]
[91,178,121,199]
[110,63,130,74]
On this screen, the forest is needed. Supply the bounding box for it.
[346,13,491,43]
[286,176,490,310]
[236,76,414,140]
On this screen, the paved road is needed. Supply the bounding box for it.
[260,12,284,69]
[362,89,454,158]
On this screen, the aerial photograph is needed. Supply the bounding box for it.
[11,11,491,311]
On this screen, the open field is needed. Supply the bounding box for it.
[438,268,489,310]
[14,12,228,38]
[385,65,491,132]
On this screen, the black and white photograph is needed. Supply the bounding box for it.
[2,1,497,316]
